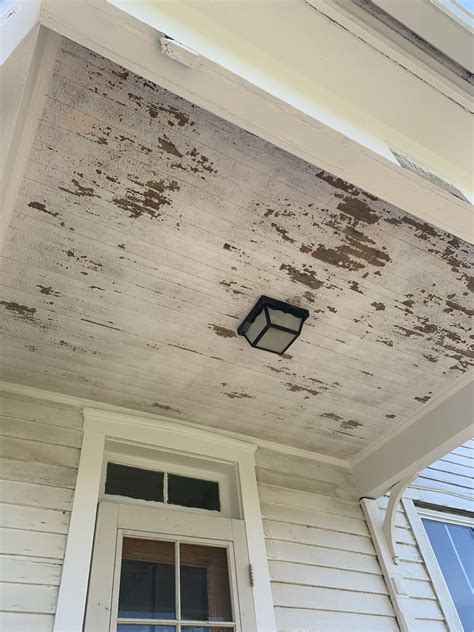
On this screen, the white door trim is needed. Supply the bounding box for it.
[53,407,276,632]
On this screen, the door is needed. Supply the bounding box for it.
[84,502,256,632]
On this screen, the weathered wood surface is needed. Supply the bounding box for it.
[1,38,473,456]
[0,391,82,628]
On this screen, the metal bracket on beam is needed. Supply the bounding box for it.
[382,473,418,564]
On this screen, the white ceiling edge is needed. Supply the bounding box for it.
[0,381,351,470]
[371,0,473,70]
[352,371,474,498]
[38,0,473,243]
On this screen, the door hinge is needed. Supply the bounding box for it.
[249,563,255,587]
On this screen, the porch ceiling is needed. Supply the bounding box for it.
[0,38,472,459]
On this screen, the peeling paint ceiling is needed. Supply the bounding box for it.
[0,39,472,458]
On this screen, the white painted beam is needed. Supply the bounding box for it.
[41,0,473,242]
[353,376,474,499]
[0,0,41,65]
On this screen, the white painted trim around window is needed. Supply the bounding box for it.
[402,498,465,632]
[53,407,276,632]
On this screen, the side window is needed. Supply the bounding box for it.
[422,518,474,632]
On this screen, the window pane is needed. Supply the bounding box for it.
[105,463,164,503]
[423,519,474,632]
[118,538,176,620]
[117,627,175,632]
[168,474,220,512]
[180,544,232,622]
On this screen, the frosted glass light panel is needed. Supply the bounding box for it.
[237,295,309,355]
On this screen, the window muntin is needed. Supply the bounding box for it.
[422,518,474,632]
[116,537,235,631]
[105,462,221,513]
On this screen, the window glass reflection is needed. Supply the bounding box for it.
[180,544,232,622]
[423,519,474,632]
[118,538,176,620]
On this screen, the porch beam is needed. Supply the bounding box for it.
[41,0,473,242]
[353,376,473,499]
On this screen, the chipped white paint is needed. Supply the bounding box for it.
[1,39,472,460]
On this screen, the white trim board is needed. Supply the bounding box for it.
[54,407,276,632]
[0,380,349,469]
[40,1,473,242]
[351,371,473,466]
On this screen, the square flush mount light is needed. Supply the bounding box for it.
[237,295,309,355]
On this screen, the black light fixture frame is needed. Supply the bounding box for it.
[237,295,309,355]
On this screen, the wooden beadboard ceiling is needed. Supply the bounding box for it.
[0,39,472,459]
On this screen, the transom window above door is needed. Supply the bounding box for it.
[117,536,235,632]
[104,462,221,512]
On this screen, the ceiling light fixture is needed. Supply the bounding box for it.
[237,295,309,355]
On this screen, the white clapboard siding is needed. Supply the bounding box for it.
[0,390,82,631]
[0,613,54,632]
[256,449,399,630]
[408,440,474,512]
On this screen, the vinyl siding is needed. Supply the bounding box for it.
[408,439,474,513]
[256,449,399,631]
[0,391,82,632]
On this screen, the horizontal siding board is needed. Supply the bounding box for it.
[0,613,54,632]
[0,527,66,559]
[256,450,354,489]
[0,436,79,468]
[0,393,82,429]
[265,538,383,576]
[271,582,395,616]
[268,559,388,594]
[0,416,82,448]
[261,500,370,536]
[274,607,399,631]
[256,467,355,501]
[0,555,62,585]
[0,503,70,534]
[263,518,376,554]
[0,457,77,489]
[0,582,57,613]
[0,480,74,510]
[258,484,363,520]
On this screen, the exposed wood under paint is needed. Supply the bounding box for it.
[0,39,472,458]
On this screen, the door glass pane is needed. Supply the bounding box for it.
[423,519,474,632]
[118,538,176,620]
[180,544,233,622]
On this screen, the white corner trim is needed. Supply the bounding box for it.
[402,498,464,631]
[54,431,106,632]
[54,406,276,632]
[351,370,473,467]
[0,380,349,469]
